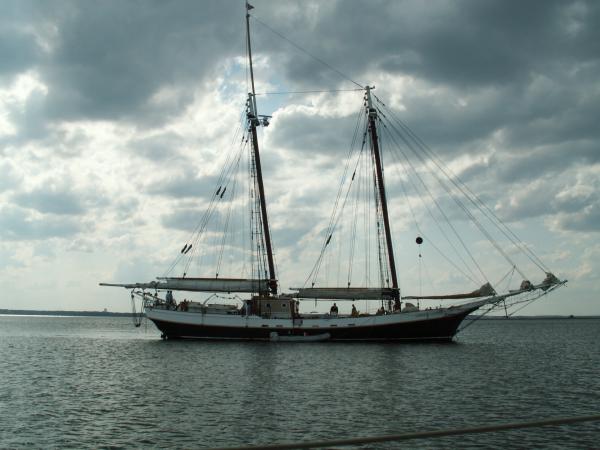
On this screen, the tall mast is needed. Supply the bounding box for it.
[246,2,277,295]
[366,86,400,308]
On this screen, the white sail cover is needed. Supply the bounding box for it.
[100,277,270,293]
[293,287,398,300]
[403,282,496,300]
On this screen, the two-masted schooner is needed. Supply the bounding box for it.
[100,3,565,341]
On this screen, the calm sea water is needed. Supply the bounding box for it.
[0,315,598,449]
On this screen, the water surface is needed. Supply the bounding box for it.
[1,315,598,448]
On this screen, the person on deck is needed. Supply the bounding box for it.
[243,300,252,317]
[165,290,174,309]
[330,303,338,316]
[351,304,358,317]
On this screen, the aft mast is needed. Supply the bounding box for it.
[294,87,402,306]
[246,2,277,295]
[366,86,400,309]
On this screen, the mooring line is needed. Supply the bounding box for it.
[207,414,600,450]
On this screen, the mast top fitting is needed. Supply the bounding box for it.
[365,86,377,118]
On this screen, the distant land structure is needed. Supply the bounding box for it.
[0,309,138,317]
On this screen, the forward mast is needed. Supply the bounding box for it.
[246,1,277,296]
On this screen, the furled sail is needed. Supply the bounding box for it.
[292,287,399,300]
[403,282,496,300]
[100,277,270,293]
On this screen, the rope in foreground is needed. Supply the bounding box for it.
[208,414,600,450]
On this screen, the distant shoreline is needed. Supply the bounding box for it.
[0,309,138,317]
[0,309,597,319]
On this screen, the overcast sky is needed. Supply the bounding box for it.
[1,0,598,315]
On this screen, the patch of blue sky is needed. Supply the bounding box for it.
[217,56,287,118]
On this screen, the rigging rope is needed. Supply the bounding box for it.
[377,106,527,281]
[255,88,363,95]
[207,414,600,450]
[309,141,367,286]
[389,132,480,286]
[379,120,487,285]
[373,95,549,275]
[250,14,364,89]
[215,151,242,277]
[182,129,247,277]
[347,155,361,287]
[303,103,367,286]
[164,108,247,277]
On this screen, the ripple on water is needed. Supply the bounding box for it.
[0,316,599,448]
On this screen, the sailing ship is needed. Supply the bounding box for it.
[100,3,566,341]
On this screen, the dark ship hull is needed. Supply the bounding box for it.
[147,303,480,342]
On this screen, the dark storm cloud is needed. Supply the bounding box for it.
[0,27,42,80]
[377,69,598,162]
[2,0,598,230]
[381,89,504,151]
[493,173,600,232]
[161,208,218,232]
[159,211,191,232]
[147,170,220,199]
[377,1,563,87]
[1,0,243,131]
[130,132,185,161]
[495,140,600,184]
[0,205,82,240]
[0,162,22,193]
[268,109,359,155]
[113,197,140,220]
[250,0,600,228]
[272,222,317,249]
[556,203,600,232]
[257,0,599,89]
[255,0,600,159]
[4,0,598,145]
[45,1,240,122]
[0,0,47,79]
[13,187,86,215]
[451,155,497,185]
